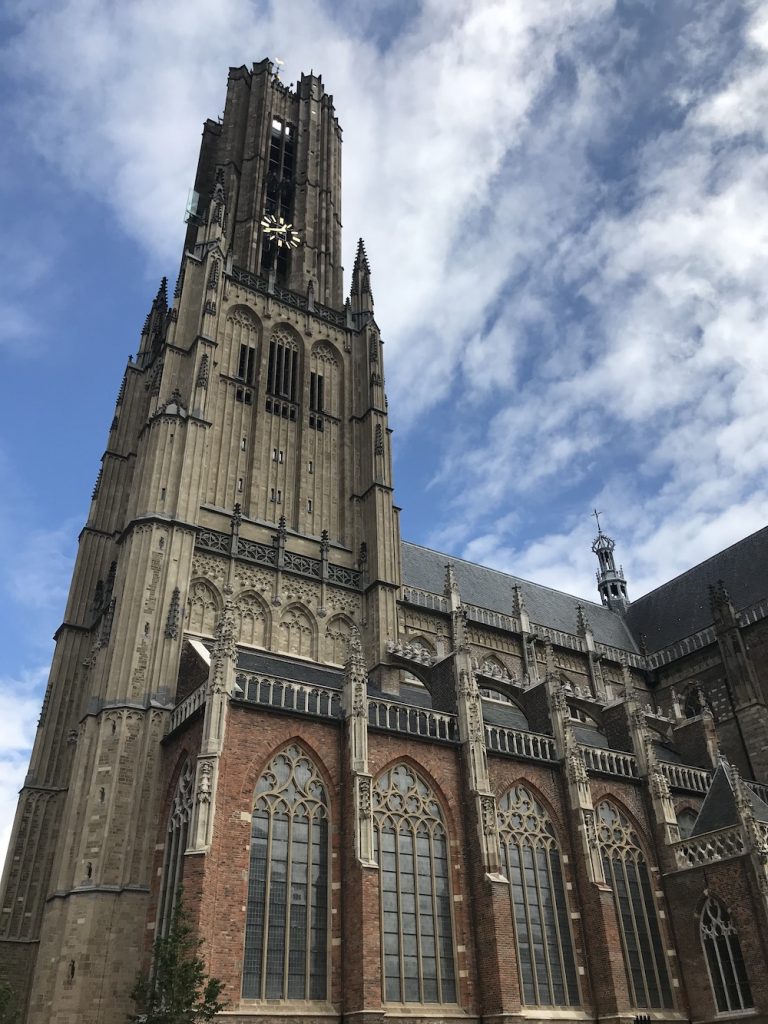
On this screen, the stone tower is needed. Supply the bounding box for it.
[0,59,400,1021]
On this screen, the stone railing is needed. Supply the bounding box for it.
[659,761,711,793]
[485,725,557,762]
[236,670,342,719]
[196,528,361,589]
[465,604,518,633]
[672,826,746,869]
[368,698,458,742]
[400,586,449,614]
[228,266,348,329]
[581,746,639,780]
[168,684,206,733]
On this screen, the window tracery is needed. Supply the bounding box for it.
[700,897,752,1013]
[186,579,220,636]
[373,764,457,1004]
[156,759,194,938]
[597,800,673,1008]
[243,745,329,1000]
[498,785,580,1006]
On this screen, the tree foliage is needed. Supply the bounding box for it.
[129,894,226,1023]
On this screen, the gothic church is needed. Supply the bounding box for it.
[3,59,768,1024]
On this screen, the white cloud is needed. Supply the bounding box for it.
[0,667,48,869]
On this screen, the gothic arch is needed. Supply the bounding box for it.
[497,781,580,1006]
[278,602,317,660]
[234,590,271,649]
[595,797,673,1008]
[186,578,222,637]
[372,762,458,1003]
[242,743,332,1000]
[310,341,343,418]
[239,736,336,812]
[699,896,753,1013]
[324,613,354,665]
[480,653,509,679]
[224,305,261,380]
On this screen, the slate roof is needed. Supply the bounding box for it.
[690,760,768,837]
[236,649,343,689]
[401,541,638,652]
[625,526,768,654]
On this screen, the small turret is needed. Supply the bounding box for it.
[591,510,629,613]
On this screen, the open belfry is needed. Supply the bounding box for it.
[5,58,768,1024]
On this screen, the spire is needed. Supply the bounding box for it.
[591,511,629,613]
[350,237,373,316]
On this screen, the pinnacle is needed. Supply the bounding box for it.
[155,277,168,309]
[353,237,370,275]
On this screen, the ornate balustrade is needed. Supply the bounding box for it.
[400,586,449,613]
[368,698,458,742]
[464,604,518,633]
[236,670,342,719]
[228,265,348,329]
[485,725,557,762]
[168,684,206,733]
[195,527,361,589]
[581,745,639,779]
[672,826,746,869]
[660,761,711,793]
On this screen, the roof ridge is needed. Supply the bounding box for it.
[629,524,768,608]
[400,539,613,614]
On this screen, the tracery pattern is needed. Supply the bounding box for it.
[243,745,329,1000]
[157,759,194,938]
[597,801,673,1008]
[498,785,580,1006]
[700,897,752,1013]
[373,765,457,1004]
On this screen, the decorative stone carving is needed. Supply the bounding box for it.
[196,760,214,804]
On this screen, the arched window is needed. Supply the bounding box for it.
[235,591,270,649]
[597,801,673,1008]
[701,897,752,1013]
[157,759,194,938]
[243,745,329,1000]
[676,807,698,840]
[498,785,580,1006]
[278,604,316,660]
[266,328,299,418]
[186,579,220,637]
[373,764,457,1004]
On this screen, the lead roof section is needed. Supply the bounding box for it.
[401,541,639,653]
[236,649,343,689]
[625,526,768,654]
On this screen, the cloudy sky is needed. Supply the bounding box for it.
[1,0,767,862]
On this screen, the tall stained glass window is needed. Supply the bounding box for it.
[498,785,580,1006]
[701,897,752,1013]
[242,745,329,1000]
[597,800,673,1009]
[373,764,457,1004]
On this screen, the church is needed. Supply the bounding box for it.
[3,58,768,1024]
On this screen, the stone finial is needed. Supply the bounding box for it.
[444,563,460,600]
[320,529,330,556]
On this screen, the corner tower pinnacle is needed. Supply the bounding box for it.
[591,510,629,612]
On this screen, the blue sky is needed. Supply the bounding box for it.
[1,0,768,860]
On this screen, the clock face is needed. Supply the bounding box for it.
[261,214,301,249]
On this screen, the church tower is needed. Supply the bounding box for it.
[0,60,400,1021]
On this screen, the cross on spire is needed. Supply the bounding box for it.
[592,508,603,534]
